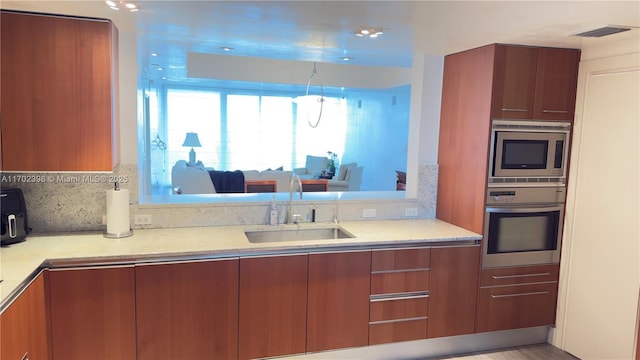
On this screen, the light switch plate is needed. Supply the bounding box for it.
[405,208,419,217]
[134,214,152,225]
[362,208,377,218]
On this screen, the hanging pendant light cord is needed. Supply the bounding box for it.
[305,62,324,128]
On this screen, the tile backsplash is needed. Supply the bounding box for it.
[1,164,438,233]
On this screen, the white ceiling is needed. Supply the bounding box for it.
[3,1,640,81]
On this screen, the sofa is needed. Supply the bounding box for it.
[241,170,294,193]
[327,162,363,191]
[171,160,216,194]
[171,160,295,194]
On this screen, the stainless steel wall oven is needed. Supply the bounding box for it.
[482,186,566,268]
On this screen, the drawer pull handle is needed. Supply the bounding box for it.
[370,292,429,302]
[369,316,428,325]
[491,291,549,299]
[542,109,568,113]
[372,268,429,274]
[501,108,528,112]
[492,272,551,280]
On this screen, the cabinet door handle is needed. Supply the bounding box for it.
[501,108,528,112]
[491,291,549,299]
[492,272,551,279]
[542,109,568,113]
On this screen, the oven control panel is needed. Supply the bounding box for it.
[486,187,566,205]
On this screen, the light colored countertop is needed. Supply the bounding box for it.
[0,219,481,310]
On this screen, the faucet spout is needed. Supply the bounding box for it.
[287,175,303,224]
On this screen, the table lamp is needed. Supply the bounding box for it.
[182,132,201,165]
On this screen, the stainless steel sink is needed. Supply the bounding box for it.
[245,226,355,243]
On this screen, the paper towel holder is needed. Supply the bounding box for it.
[104,182,134,239]
[104,229,133,239]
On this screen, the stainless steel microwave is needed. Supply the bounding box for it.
[488,120,571,186]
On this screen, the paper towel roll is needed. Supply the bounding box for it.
[105,188,133,238]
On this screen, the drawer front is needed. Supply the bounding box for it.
[477,282,559,332]
[369,319,428,345]
[371,270,430,295]
[372,248,430,272]
[480,264,559,287]
[370,296,428,322]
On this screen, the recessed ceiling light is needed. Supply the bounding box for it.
[219,46,234,52]
[105,0,139,12]
[151,52,158,57]
[341,56,354,61]
[355,27,384,38]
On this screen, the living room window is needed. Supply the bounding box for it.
[147,81,409,196]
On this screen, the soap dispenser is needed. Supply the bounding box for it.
[269,195,279,225]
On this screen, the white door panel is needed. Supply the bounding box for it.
[562,61,639,360]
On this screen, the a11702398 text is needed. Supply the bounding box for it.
[1,174,129,184]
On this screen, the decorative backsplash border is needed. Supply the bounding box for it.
[1,164,437,233]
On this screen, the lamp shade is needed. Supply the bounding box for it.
[182,132,201,147]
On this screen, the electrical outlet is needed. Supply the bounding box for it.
[102,215,107,225]
[134,214,152,225]
[405,208,419,217]
[362,208,377,218]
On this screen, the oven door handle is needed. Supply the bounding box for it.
[485,206,564,213]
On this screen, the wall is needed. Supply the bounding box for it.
[1,163,437,233]
[0,6,445,233]
[550,32,640,358]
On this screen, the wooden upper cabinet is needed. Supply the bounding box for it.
[0,11,119,171]
[491,45,539,119]
[533,47,581,121]
[491,44,580,122]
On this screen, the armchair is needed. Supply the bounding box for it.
[293,155,328,179]
[328,163,363,191]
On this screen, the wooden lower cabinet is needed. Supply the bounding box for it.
[307,251,371,352]
[427,245,481,338]
[370,319,429,345]
[371,270,430,295]
[477,282,559,332]
[477,264,560,332]
[370,296,429,322]
[238,254,308,360]
[369,247,431,345]
[0,272,49,360]
[369,296,430,345]
[48,266,136,360]
[135,258,239,359]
